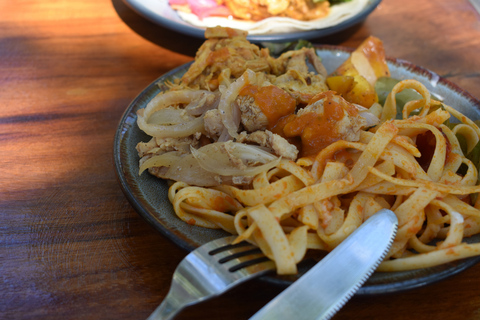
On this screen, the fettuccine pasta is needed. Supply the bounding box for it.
[137,28,480,275]
[168,81,480,274]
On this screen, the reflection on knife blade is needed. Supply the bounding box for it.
[249,209,398,320]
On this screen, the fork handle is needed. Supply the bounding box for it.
[146,283,195,320]
[146,298,181,320]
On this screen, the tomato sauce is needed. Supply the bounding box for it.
[283,92,347,156]
[239,86,359,157]
[239,84,296,128]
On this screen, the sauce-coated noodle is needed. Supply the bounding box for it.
[137,29,480,274]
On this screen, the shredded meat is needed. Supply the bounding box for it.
[297,93,367,143]
[203,109,224,139]
[236,95,269,132]
[137,27,336,187]
[136,134,202,177]
[136,135,200,158]
[237,130,298,160]
[178,26,274,91]
[272,47,328,104]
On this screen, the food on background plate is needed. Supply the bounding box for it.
[168,0,371,35]
[136,26,480,275]
[170,0,336,21]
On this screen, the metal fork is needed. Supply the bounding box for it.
[147,236,276,320]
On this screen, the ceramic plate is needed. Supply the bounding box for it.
[122,0,382,42]
[113,45,480,295]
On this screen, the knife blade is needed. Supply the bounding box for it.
[250,208,398,320]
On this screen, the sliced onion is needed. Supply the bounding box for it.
[218,69,256,139]
[359,111,380,127]
[142,89,214,116]
[138,115,205,138]
[191,141,280,177]
[140,151,224,186]
[185,92,218,116]
[148,108,193,125]
[225,142,278,162]
[217,126,231,142]
[164,154,222,187]
[139,151,183,175]
[354,103,380,127]
[137,89,213,138]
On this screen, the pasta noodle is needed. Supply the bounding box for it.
[137,29,480,275]
[166,89,480,273]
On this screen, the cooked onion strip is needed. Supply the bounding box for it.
[356,104,380,127]
[218,69,256,139]
[139,151,182,175]
[138,111,205,138]
[191,141,280,176]
[137,90,214,138]
[148,108,193,125]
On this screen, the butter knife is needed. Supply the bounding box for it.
[250,209,398,320]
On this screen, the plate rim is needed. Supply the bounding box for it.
[113,45,480,295]
[121,0,383,42]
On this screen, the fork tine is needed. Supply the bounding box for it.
[218,249,265,264]
[205,237,274,271]
[212,244,262,260]
[209,239,254,251]
[227,256,276,273]
[199,235,238,252]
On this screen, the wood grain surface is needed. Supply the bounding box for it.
[1,0,480,319]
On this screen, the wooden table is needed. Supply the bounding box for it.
[2,0,480,319]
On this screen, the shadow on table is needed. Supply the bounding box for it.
[112,0,363,57]
[112,0,205,57]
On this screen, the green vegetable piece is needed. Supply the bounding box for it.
[294,39,314,50]
[467,140,480,176]
[260,42,293,56]
[445,118,480,191]
[260,40,314,57]
[375,77,423,119]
